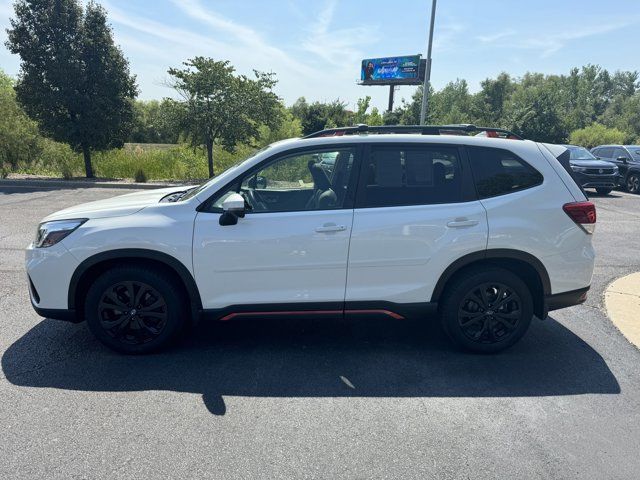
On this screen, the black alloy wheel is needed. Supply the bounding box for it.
[457,282,522,344]
[85,266,186,354]
[97,281,168,345]
[626,174,640,194]
[439,266,534,353]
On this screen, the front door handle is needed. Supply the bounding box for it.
[315,224,347,233]
[447,218,479,228]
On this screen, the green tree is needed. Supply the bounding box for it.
[6,0,138,177]
[569,123,627,148]
[472,73,514,126]
[0,69,42,175]
[129,99,181,144]
[503,82,568,143]
[290,97,351,135]
[168,57,281,177]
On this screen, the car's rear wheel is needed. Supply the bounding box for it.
[595,187,612,195]
[85,266,187,354]
[439,267,533,353]
[626,173,640,194]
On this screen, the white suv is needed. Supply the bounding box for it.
[26,125,596,354]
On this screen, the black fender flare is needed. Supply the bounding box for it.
[68,248,202,315]
[430,249,551,303]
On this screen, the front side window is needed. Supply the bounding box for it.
[597,147,613,158]
[356,145,463,208]
[212,148,355,213]
[468,147,543,199]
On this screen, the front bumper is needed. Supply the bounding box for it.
[572,171,618,188]
[25,241,80,315]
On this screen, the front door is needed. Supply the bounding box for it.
[193,146,358,310]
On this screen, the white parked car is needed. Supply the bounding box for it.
[26,125,596,354]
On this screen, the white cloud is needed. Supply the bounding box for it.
[477,29,516,44]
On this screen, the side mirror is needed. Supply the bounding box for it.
[247,175,267,189]
[617,156,628,163]
[219,193,246,226]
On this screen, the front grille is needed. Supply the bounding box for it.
[585,168,615,175]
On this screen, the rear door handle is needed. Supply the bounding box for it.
[315,224,347,233]
[447,219,479,228]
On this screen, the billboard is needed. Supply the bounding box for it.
[360,55,424,85]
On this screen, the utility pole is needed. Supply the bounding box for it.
[419,0,437,125]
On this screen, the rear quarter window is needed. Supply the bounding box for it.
[468,146,543,199]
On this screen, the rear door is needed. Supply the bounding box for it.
[345,142,488,306]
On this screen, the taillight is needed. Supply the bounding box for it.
[563,201,596,234]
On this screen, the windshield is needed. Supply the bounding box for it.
[180,146,271,201]
[568,147,597,161]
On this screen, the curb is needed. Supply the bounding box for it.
[604,272,640,350]
[0,178,183,190]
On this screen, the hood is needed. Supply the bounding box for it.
[570,159,617,168]
[42,186,191,221]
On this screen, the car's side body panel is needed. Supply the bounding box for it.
[345,201,488,303]
[192,209,354,308]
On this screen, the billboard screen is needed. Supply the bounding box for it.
[360,55,423,85]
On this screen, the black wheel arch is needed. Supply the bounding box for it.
[431,249,551,319]
[68,249,202,323]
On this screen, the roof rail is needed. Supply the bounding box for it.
[303,124,523,140]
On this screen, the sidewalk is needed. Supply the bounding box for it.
[605,272,640,349]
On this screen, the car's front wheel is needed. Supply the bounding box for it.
[626,173,640,194]
[85,266,187,354]
[439,267,533,353]
[595,187,612,195]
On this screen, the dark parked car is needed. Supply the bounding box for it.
[591,145,640,194]
[563,145,618,195]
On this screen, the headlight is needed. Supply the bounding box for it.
[35,219,87,248]
[571,165,587,173]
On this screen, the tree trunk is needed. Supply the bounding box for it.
[206,140,214,178]
[82,146,94,178]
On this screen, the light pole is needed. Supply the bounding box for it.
[419,0,437,125]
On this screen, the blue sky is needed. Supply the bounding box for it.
[1,0,639,111]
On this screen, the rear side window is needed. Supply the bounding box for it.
[468,147,543,199]
[356,145,463,208]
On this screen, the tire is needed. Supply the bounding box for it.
[626,173,640,194]
[84,265,187,354]
[595,188,612,195]
[439,267,534,354]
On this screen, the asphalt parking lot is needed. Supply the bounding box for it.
[1,185,640,479]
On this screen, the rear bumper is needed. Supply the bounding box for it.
[546,286,590,312]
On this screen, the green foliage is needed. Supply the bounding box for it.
[6,0,138,177]
[0,69,42,172]
[129,99,181,144]
[167,57,282,177]
[258,106,303,146]
[392,65,639,143]
[290,97,351,135]
[569,123,627,149]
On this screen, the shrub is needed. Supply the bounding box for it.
[569,123,628,148]
[134,168,147,183]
